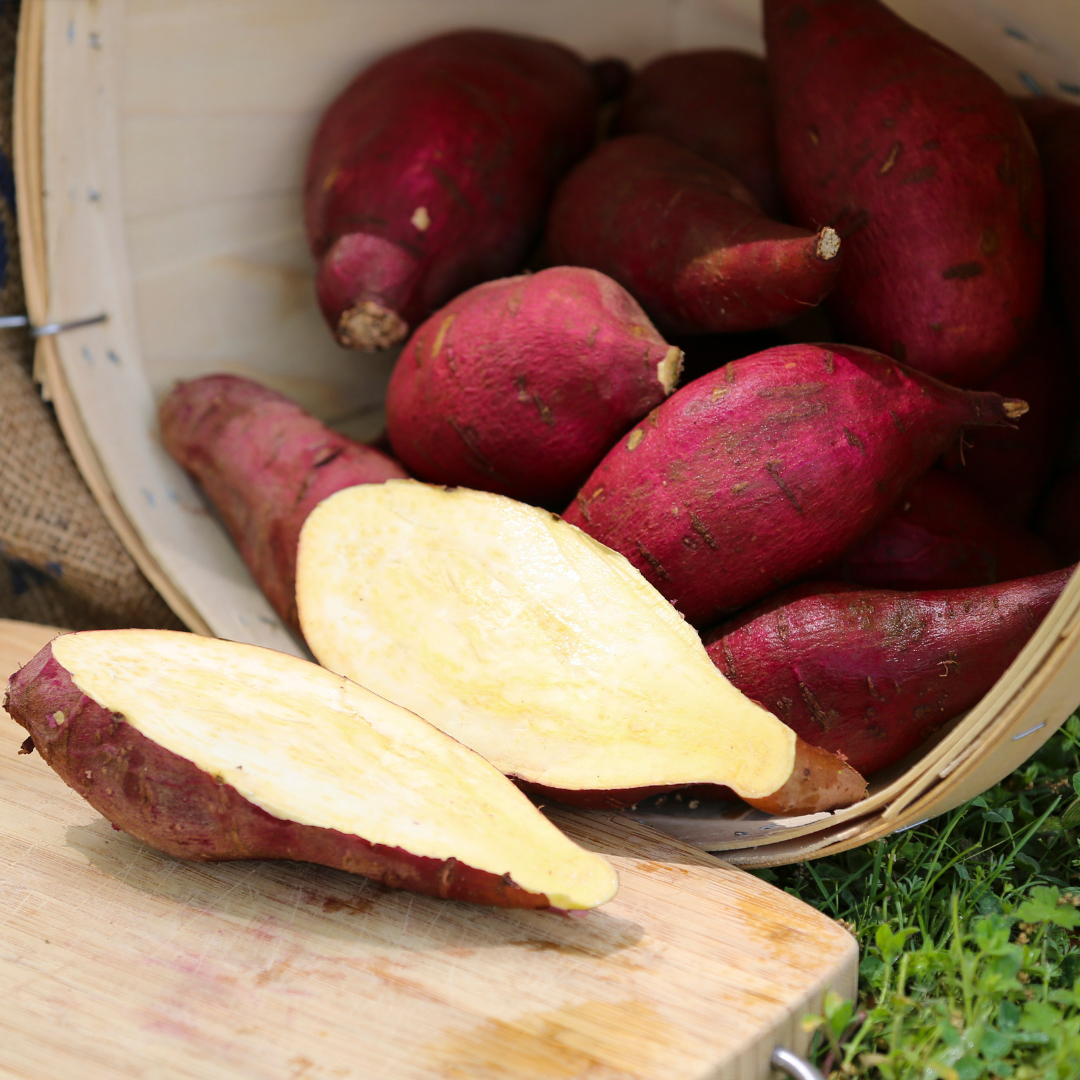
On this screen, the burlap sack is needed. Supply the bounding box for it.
[0,3,183,632]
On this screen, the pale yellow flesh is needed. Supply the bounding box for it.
[52,631,618,910]
[296,481,796,799]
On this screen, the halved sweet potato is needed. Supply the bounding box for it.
[6,630,617,910]
[296,481,866,814]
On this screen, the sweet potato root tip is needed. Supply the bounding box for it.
[1003,399,1029,420]
[815,226,841,260]
[741,737,867,815]
[337,300,410,351]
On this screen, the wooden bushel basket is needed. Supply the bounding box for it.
[14,0,1080,869]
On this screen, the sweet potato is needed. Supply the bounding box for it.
[1016,96,1080,360]
[941,310,1075,524]
[158,375,407,632]
[765,0,1044,386]
[385,267,682,506]
[615,50,784,218]
[816,469,1057,590]
[589,57,632,104]
[545,134,841,336]
[670,329,784,385]
[7,631,617,910]
[305,30,597,350]
[297,481,867,816]
[704,567,1073,775]
[562,343,1027,627]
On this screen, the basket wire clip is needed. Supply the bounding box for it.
[0,312,108,337]
[771,1047,825,1080]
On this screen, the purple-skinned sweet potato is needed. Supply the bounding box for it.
[615,50,784,218]
[942,310,1076,524]
[703,567,1073,775]
[5,631,618,909]
[545,134,841,336]
[158,375,407,633]
[305,30,597,350]
[816,468,1057,590]
[562,343,1028,627]
[765,0,1044,386]
[385,267,682,506]
[1016,96,1080,361]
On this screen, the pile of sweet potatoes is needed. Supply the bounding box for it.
[135,8,1080,841]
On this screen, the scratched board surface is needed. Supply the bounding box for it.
[0,621,856,1080]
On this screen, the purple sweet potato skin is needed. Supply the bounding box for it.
[305,30,597,349]
[615,50,784,218]
[1017,97,1080,362]
[385,267,679,506]
[5,643,550,909]
[817,469,1057,590]
[545,134,841,336]
[562,343,1026,626]
[942,310,1076,525]
[704,567,1072,775]
[158,375,407,632]
[765,0,1044,386]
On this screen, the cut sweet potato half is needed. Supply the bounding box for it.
[6,630,617,910]
[296,481,866,813]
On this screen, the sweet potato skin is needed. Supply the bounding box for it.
[5,642,551,909]
[817,469,1057,590]
[765,0,1044,386]
[563,343,1026,627]
[545,134,841,336]
[385,267,680,505]
[705,567,1073,775]
[941,310,1075,525]
[517,734,865,815]
[158,375,407,632]
[615,50,784,218]
[305,30,597,349]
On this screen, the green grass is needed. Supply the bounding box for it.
[761,714,1080,1079]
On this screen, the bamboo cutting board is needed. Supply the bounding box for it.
[0,621,855,1080]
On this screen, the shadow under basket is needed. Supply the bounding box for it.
[15,0,1080,865]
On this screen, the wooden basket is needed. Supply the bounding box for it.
[15,0,1080,865]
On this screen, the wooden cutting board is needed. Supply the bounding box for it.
[0,621,856,1080]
